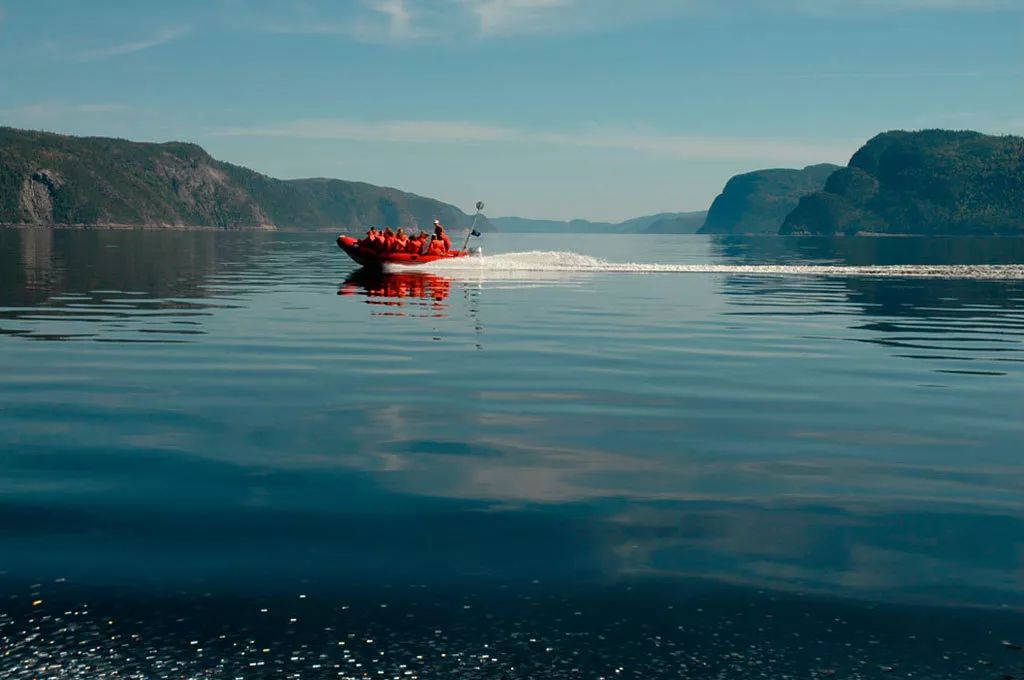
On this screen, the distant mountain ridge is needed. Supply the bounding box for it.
[782,130,1024,235]
[698,163,840,234]
[7,126,1017,238]
[642,212,708,234]
[0,127,485,231]
[492,211,707,234]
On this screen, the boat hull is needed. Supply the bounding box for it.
[337,236,469,267]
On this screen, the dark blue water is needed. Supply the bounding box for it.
[2,228,1024,678]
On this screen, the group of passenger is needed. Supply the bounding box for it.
[358,220,453,256]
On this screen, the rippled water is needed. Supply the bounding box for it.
[2,228,1024,678]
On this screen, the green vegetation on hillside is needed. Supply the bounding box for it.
[782,130,1024,235]
[9,126,1019,237]
[0,127,483,230]
[698,164,839,234]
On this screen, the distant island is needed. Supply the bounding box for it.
[491,211,706,234]
[782,130,1024,235]
[0,127,484,231]
[698,164,839,234]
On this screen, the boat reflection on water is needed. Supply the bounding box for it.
[339,268,453,316]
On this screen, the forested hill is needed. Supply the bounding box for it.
[698,164,839,234]
[0,127,484,230]
[782,130,1024,235]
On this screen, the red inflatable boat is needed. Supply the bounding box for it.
[337,235,472,268]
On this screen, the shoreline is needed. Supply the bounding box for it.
[0,222,275,232]
[0,223,353,233]
[4,223,1024,238]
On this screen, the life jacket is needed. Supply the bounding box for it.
[428,239,445,255]
[433,229,451,252]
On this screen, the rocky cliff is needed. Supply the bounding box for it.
[0,127,483,231]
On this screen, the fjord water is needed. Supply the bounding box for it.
[2,228,1024,678]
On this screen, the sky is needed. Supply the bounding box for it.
[0,0,1022,221]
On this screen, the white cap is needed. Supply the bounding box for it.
[433,219,440,225]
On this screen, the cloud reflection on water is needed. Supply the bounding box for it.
[2,230,1023,609]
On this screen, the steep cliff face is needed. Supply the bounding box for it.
[0,131,270,227]
[18,170,64,223]
[698,164,839,234]
[0,127,482,230]
[782,130,1024,235]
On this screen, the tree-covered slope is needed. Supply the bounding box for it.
[781,130,1024,235]
[700,163,843,235]
[698,164,839,234]
[0,127,269,227]
[0,127,483,230]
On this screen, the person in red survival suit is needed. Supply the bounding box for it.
[430,220,452,254]
[381,227,396,251]
[406,231,426,253]
[360,227,380,249]
[394,228,409,252]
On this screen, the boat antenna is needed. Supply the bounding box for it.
[462,201,485,251]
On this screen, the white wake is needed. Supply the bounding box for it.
[392,250,1024,280]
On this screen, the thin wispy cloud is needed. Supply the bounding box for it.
[453,0,1016,40]
[75,25,192,61]
[237,0,686,41]
[767,69,1022,81]
[461,0,572,36]
[240,0,436,42]
[225,0,549,41]
[793,0,1016,13]
[226,0,1018,44]
[456,0,706,38]
[369,0,414,38]
[213,118,855,164]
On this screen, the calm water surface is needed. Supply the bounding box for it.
[2,229,1024,678]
